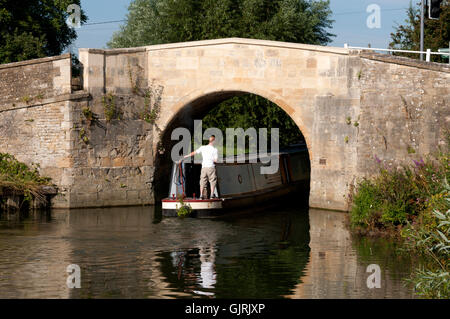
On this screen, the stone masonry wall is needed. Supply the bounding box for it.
[69,48,155,208]
[356,53,450,184]
[0,51,157,209]
[65,96,155,208]
[0,54,76,208]
[0,54,71,108]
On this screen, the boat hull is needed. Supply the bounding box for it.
[162,198,223,217]
[162,180,308,218]
[162,145,310,218]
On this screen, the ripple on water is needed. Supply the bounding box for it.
[0,206,417,298]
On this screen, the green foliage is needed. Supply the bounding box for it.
[351,149,450,298]
[143,109,159,124]
[140,84,164,124]
[176,196,192,217]
[127,61,139,94]
[102,93,118,122]
[109,0,334,145]
[0,0,87,64]
[351,151,450,231]
[108,0,334,48]
[389,2,450,63]
[71,55,82,78]
[402,184,450,299]
[350,179,383,228]
[20,94,44,105]
[21,96,31,104]
[202,94,305,148]
[82,107,94,121]
[407,145,416,154]
[79,128,89,144]
[0,153,50,185]
[177,205,192,217]
[410,268,450,298]
[0,153,52,204]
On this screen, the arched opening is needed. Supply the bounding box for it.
[154,90,311,209]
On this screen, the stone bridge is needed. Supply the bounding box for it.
[0,38,448,210]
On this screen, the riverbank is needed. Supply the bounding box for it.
[0,153,55,212]
[350,148,449,298]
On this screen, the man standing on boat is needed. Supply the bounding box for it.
[182,135,219,199]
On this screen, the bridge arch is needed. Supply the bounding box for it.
[159,85,312,153]
[154,86,312,202]
[142,39,356,210]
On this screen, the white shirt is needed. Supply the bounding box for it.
[195,145,218,168]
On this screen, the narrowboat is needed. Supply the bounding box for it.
[161,144,310,217]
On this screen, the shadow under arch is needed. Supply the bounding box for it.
[154,88,312,202]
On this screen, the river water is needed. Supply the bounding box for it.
[0,204,418,298]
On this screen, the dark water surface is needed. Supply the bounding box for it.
[0,205,417,298]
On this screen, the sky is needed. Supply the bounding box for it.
[71,0,417,52]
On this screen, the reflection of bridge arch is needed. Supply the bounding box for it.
[156,208,310,298]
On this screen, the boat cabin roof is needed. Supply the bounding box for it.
[216,143,307,165]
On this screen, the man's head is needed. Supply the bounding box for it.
[209,135,215,145]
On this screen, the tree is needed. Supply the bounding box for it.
[202,94,306,148]
[0,0,87,64]
[109,0,333,47]
[109,0,334,148]
[390,1,449,62]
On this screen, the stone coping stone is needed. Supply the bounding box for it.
[359,51,450,73]
[0,53,71,70]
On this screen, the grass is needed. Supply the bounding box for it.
[0,153,52,205]
[102,93,117,122]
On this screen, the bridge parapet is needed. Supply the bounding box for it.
[0,53,72,110]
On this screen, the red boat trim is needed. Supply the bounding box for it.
[162,198,222,203]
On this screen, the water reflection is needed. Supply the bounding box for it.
[154,209,310,298]
[288,209,415,298]
[0,205,416,298]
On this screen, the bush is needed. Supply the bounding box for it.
[402,184,450,299]
[177,204,192,218]
[351,151,449,232]
[350,147,449,298]
[176,196,192,218]
[0,153,52,203]
[350,179,382,228]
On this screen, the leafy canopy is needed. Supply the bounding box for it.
[0,0,87,64]
[109,0,334,148]
[109,0,334,47]
[390,1,450,62]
